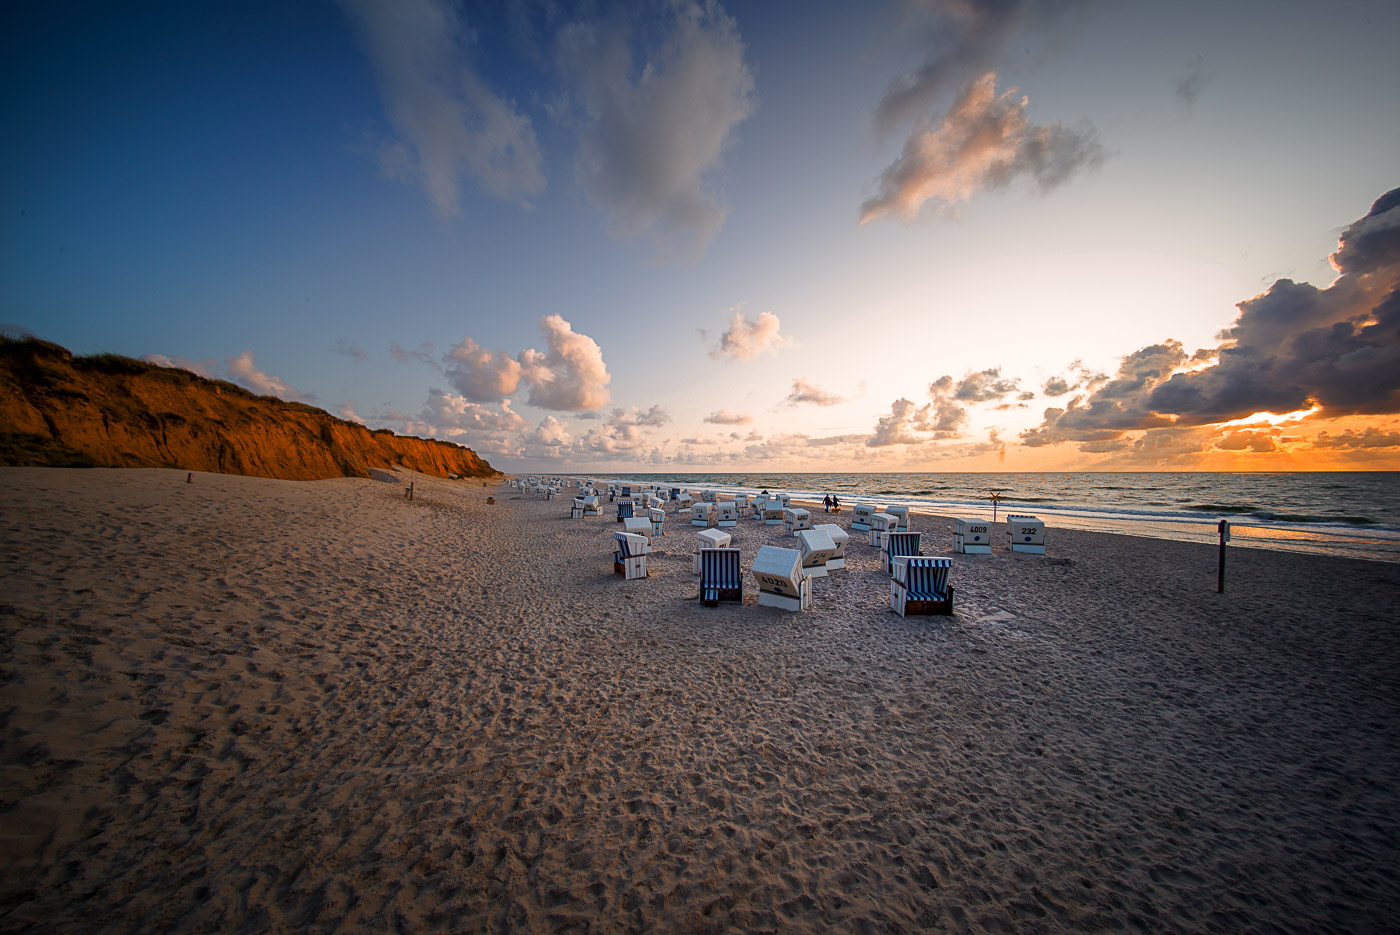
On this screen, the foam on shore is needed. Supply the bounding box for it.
[2,468,1398,932]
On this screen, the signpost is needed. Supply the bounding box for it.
[1217,520,1230,593]
[990,490,1002,523]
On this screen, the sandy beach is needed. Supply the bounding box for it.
[2,467,1398,933]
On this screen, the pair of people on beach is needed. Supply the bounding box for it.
[822,493,840,513]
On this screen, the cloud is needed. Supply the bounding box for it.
[872,0,1090,137]
[861,72,1104,223]
[785,378,844,407]
[445,315,611,411]
[338,402,366,424]
[1312,427,1400,449]
[867,398,927,447]
[705,408,752,425]
[331,339,368,363]
[339,0,545,216]
[1024,187,1400,451]
[1173,54,1210,110]
[609,405,671,427]
[1214,429,1278,453]
[711,310,791,360]
[953,366,1021,401]
[557,1,756,258]
[222,351,311,401]
[390,341,439,367]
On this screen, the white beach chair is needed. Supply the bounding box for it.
[582,495,601,517]
[570,497,586,518]
[701,490,718,503]
[775,493,791,508]
[716,501,739,527]
[851,503,878,531]
[752,545,811,611]
[692,527,732,574]
[692,501,715,527]
[648,496,665,510]
[613,532,649,580]
[648,507,666,537]
[622,516,653,544]
[889,557,954,617]
[1007,515,1047,554]
[761,503,785,525]
[675,493,692,515]
[783,507,812,536]
[797,528,837,578]
[734,494,749,512]
[881,531,923,576]
[698,547,743,606]
[812,523,848,569]
[954,518,992,554]
[869,512,900,548]
[886,505,910,531]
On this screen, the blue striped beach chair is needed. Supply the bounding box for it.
[889,556,954,617]
[614,532,649,580]
[698,547,743,607]
[881,531,922,575]
[616,500,635,522]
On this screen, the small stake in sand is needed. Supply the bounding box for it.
[405,482,414,502]
[186,472,193,483]
[1217,519,1230,592]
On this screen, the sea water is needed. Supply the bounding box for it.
[602,472,1400,564]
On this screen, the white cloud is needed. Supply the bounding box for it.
[861,72,1103,223]
[785,377,844,407]
[224,351,312,402]
[704,408,752,425]
[711,310,791,361]
[444,337,525,402]
[557,1,755,258]
[445,315,611,412]
[339,0,545,216]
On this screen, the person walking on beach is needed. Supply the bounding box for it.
[823,494,832,513]
[831,495,840,514]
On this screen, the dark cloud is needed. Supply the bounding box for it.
[1173,54,1209,110]
[1312,427,1400,449]
[1023,187,1400,449]
[332,339,367,363]
[953,366,1021,401]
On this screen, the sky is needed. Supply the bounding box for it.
[4,0,1399,474]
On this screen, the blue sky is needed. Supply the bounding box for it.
[4,0,1399,472]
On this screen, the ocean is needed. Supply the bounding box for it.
[599,472,1400,564]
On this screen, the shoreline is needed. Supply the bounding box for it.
[3,467,1398,932]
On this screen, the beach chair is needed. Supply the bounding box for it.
[750,496,767,519]
[613,532,649,580]
[581,495,601,517]
[851,503,878,531]
[775,493,791,508]
[716,501,739,527]
[616,500,635,522]
[648,507,666,537]
[1007,515,1046,554]
[889,557,954,617]
[692,501,715,527]
[954,518,992,554]
[701,489,718,503]
[734,494,749,512]
[752,545,811,611]
[692,527,732,574]
[648,496,665,510]
[813,523,848,569]
[623,516,653,545]
[886,505,910,530]
[797,528,837,578]
[783,507,812,536]
[881,531,922,575]
[675,493,692,515]
[869,512,899,548]
[698,547,743,607]
[761,502,785,525]
[570,497,586,518]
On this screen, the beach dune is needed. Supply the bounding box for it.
[2,468,1398,932]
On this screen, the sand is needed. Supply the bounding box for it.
[2,467,1398,933]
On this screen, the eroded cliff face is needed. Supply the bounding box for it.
[0,338,498,480]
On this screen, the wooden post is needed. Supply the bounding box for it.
[187,472,193,483]
[1217,519,1230,593]
[406,482,414,501]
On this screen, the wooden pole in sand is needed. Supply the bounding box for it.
[1217,519,1230,592]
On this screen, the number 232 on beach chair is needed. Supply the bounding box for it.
[889,557,954,617]
[698,547,742,607]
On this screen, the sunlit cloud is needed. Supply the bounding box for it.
[446,315,611,411]
[704,408,753,425]
[785,378,844,407]
[1312,427,1400,449]
[711,310,791,360]
[557,1,756,259]
[224,351,313,402]
[339,0,545,216]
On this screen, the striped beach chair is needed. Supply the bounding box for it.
[616,499,635,522]
[881,531,922,576]
[698,547,742,606]
[889,556,954,617]
[613,532,649,580]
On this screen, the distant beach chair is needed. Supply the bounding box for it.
[886,505,910,530]
[889,557,954,617]
[622,516,653,545]
[752,545,811,611]
[701,490,718,503]
[716,501,739,527]
[648,496,665,510]
[648,507,666,537]
[692,527,732,574]
[570,497,586,518]
[616,500,635,522]
[954,518,992,554]
[698,547,743,607]
[797,528,837,578]
[734,493,749,512]
[775,493,791,508]
[851,503,878,531]
[783,507,812,536]
[760,502,785,525]
[813,523,848,569]
[692,501,715,527]
[582,495,601,517]
[675,493,693,515]
[1007,515,1046,554]
[869,512,900,548]
[613,532,649,580]
[881,530,922,575]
